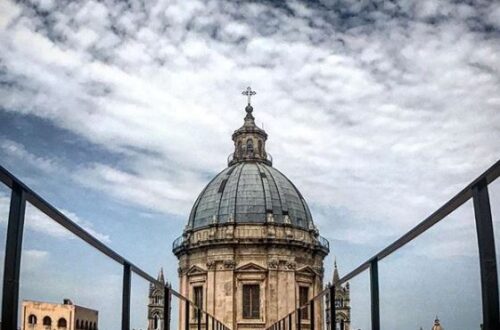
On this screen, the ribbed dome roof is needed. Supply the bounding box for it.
[187,162,315,230]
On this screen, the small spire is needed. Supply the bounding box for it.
[158,267,165,284]
[333,257,340,283]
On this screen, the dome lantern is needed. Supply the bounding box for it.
[229,87,272,166]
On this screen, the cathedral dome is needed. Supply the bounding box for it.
[187,162,315,230]
[185,87,316,232]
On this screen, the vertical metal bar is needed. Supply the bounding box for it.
[212,317,215,330]
[164,285,171,330]
[122,263,131,330]
[288,313,292,330]
[310,300,315,330]
[282,318,285,330]
[1,183,26,330]
[197,308,202,330]
[297,308,302,330]
[329,285,336,330]
[473,180,500,330]
[205,311,209,330]
[370,258,380,330]
[185,300,190,330]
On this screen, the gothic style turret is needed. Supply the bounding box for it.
[326,259,351,330]
[148,269,167,330]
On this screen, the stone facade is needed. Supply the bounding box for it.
[174,223,327,330]
[21,299,98,330]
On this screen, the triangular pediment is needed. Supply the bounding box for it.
[187,265,207,275]
[235,262,267,272]
[296,266,318,276]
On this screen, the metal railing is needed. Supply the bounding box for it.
[0,165,231,330]
[266,159,500,330]
[317,235,329,250]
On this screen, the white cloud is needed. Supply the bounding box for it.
[0,139,60,173]
[0,194,111,243]
[0,0,499,253]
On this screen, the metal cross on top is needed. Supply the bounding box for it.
[242,86,256,105]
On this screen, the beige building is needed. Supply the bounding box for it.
[22,299,98,330]
[171,89,332,330]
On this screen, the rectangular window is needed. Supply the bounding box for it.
[242,284,260,319]
[193,286,203,320]
[299,286,309,320]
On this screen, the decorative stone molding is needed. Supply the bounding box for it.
[225,225,234,239]
[206,261,216,270]
[268,259,279,270]
[223,260,236,269]
[267,225,276,237]
[178,266,187,276]
[173,224,329,258]
[286,262,296,270]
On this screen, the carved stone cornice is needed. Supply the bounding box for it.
[223,260,236,269]
[268,259,278,270]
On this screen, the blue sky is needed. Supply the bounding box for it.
[1,0,500,329]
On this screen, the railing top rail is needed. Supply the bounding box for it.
[0,164,230,326]
[337,159,500,284]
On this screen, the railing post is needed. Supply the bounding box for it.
[370,258,380,330]
[288,313,292,330]
[197,308,202,330]
[185,300,190,330]
[473,180,500,330]
[122,263,131,330]
[1,182,26,330]
[164,284,171,330]
[205,312,209,330]
[212,317,215,330]
[310,300,315,330]
[329,285,336,330]
[297,308,302,330]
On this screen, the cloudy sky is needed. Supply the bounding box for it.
[1,0,500,329]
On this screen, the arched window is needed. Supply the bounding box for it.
[246,139,254,156]
[153,314,160,330]
[237,141,243,157]
[43,316,52,326]
[58,317,67,328]
[76,320,80,329]
[28,314,37,325]
[85,321,89,330]
[258,140,262,155]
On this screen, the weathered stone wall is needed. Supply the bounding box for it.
[175,224,328,330]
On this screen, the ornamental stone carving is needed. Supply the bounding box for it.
[223,260,236,269]
[268,259,279,269]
